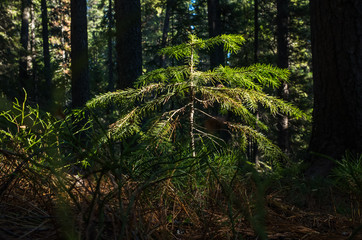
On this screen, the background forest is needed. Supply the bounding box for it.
[0,0,361,239]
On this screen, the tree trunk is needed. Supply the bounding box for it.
[308,0,362,176]
[30,3,38,103]
[71,0,89,108]
[41,0,52,102]
[251,0,260,164]
[254,0,259,63]
[19,0,31,97]
[276,0,290,154]
[115,0,142,89]
[190,48,196,157]
[160,0,175,67]
[207,0,224,69]
[107,0,114,92]
[60,0,70,105]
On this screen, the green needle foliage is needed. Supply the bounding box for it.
[87,34,303,162]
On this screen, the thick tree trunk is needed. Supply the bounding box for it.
[107,0,114,92]
[207,0,224,69]
[41,0,52,101]
[308,0,362,176]
[19,0,31,97]
[30,3,38,102]
[115,0,142,89]
[160,0,175,67]
[71,0,89,108]
[59,0,70,107]
[251,0,260,164]
[276,0,290,154]
[254,0,259,63]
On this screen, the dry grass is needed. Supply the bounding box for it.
[0,154,361,240]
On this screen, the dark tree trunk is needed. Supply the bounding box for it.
[160,0,175,67]
[251,0,260,164]
[254,0,259,63]
[30,3,38,102]
[207,0,224,69]
[115,0,142,89]
[71,0,89,108]
[276,0,290,154]
[41,0,52,101]
[308,0,362,176]
[19,0,31,97]
[107,0,114,92]
[58,0,70,107]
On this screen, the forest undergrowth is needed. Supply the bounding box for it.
[0,145,361,240]
[1,35,361,239]
[0,91,361,240]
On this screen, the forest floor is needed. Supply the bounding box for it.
[1,192,361,240]
[0,169,361,239]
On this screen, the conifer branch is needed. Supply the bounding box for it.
[88,34,305,162]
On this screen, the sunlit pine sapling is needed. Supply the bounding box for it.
[87,34,304,162]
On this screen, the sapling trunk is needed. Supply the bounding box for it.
[190,96,196,157]
[189,46,196,157]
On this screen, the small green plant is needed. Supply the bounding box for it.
[333,152,362,220]
[0,91,59,160]
[88,34,303,163]
[0,92,107,239]
[334,152,362,194]
[0,91,92,170]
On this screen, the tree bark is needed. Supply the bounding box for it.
[41,0,52,101]
[254,0,259,63]
[19,0,31,97]
[30,3,38,102]
[251,0,260,164]
[190,48,196,157]
[208,0,224,69]
[160,0,175,67]
[107,0,114,92]
[308,0,362,176]
[71,0,90,108]
[58,0,71,107]
[115,0,142,89]
[276,0,290,154]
